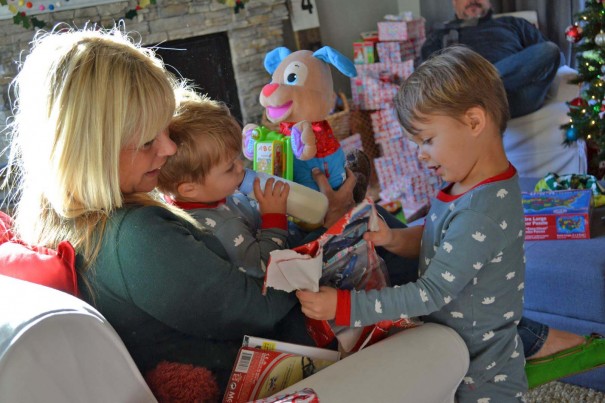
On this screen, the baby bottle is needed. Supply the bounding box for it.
[239,169,328,225]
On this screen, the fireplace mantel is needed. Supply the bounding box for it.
[0,0,289,150]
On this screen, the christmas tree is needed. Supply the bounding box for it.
[563,0,605,178]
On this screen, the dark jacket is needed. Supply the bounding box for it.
[421,9,547,64]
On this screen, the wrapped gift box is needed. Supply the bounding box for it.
[350,61,413,110]
[377,18,425,42]
[376,40,416,63]
[371,108,442,208]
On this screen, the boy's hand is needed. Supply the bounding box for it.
[363,217,393,248]
[296,286,337,320]
[253,177,289,215]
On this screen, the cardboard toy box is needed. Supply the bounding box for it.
[222,336,340,403]
[523,190,593,240]
[353,41,375,64]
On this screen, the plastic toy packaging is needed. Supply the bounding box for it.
[264,199,418,353]
[249,387,319,403]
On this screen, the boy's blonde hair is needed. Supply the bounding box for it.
[157,90,242,197]
[7,25,183,269]
[395,45,509,136]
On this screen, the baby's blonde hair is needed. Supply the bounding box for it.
[157,89,242,197]
[395,45,509,136]
[7,25,179,267]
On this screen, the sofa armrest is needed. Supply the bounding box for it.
[279,323,469,402]
[0,275,157,403]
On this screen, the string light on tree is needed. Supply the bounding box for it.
[562,0,605,176]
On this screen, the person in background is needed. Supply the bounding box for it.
[157,89,289,278]
[421,0,561,118]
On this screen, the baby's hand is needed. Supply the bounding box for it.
[253,177,289,215]
[363,217,393,247]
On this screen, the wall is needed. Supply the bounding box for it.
[314,0,421,95]
[0,0,290,163]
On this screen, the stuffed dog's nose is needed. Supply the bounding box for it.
[262,83,279,97]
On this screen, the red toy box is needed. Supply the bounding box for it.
[222,336,339,403]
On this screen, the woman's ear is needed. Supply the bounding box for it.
[465,106,487,136]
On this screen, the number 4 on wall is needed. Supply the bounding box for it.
[301,0,313,14]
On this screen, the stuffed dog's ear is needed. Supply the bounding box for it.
[313,46,358,78]
[264,47,292,74]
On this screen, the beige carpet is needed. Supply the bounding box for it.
[526,381,605,402]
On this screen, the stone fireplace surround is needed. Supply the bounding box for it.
[0,0,289,155]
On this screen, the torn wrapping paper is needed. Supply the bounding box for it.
[264,248,322,293]
[264,199,418,353]
[264,199,384,295]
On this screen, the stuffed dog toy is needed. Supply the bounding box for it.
[243,46,357,191]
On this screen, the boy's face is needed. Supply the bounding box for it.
[408,113,479,187]
[185,153,245,203]
[452,0,491,20]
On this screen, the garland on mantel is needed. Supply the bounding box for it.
[124,0,155,20]
[1,0,250,30]
[216,0,249,14]
[0,0,157,28]
[0,0,47,29]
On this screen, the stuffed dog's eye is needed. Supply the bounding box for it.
[282,62,308,86]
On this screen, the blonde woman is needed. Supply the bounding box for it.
[5,26,358,390]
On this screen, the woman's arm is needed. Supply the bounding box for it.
[113,206,297,339]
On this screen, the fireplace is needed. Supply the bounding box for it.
[154,32,243,123]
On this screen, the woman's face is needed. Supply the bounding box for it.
[119,129,177,195]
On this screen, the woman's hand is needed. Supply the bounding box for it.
[312,167,356,228]
[296,286,338,320]
[253,177,289,215]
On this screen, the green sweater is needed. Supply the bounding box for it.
[78,205,298,387]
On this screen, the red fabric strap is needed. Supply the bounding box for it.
[334,289,351,326]
[260,213,288,230]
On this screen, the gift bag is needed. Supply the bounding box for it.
[264,199,418,353]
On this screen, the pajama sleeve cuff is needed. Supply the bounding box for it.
[261,213,288,230]
[335,289,351,326]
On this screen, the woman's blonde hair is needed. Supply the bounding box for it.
[395,45,510,136]
[157,89,242,197]
[7,25,184,270]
